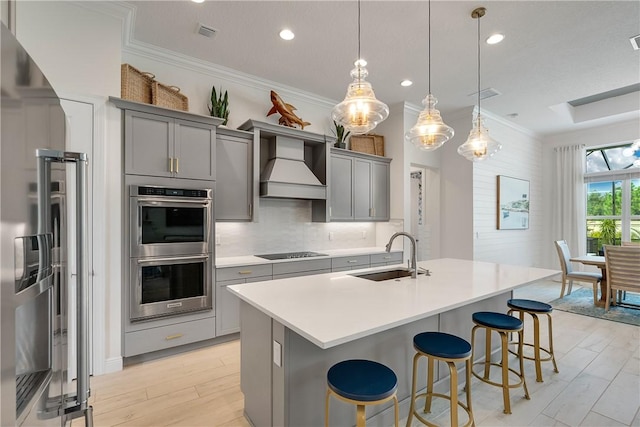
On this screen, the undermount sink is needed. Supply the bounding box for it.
[351,268,423,282]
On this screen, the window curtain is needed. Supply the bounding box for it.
[552,145,586,259]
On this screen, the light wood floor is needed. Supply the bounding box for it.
[80,280,640,427]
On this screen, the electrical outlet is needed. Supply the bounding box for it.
[329,232,334,241]
[273,340,282,367]
[216,235,221,245]
[361,230,367,239]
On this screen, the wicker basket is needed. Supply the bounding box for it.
[350,134,385,157]
[151,81,189,111]
[120,64,155,104]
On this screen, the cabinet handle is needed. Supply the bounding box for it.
[249,203,252,217]
[383,256,391,259]
[238,270,252,275]
[175,158,179,174]
[169,157,174,173]
[165,333,183,341]
[347,260,358,264]
[329,207,332,217]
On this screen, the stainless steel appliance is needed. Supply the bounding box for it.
[129,185,212,258]
[1,23,92,427]
[128,185,213,321]
[129,254,212,321]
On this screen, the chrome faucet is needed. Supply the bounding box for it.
[385,232,418,278]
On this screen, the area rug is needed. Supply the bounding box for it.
[549,288,640,326]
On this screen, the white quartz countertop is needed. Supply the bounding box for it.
[215,247,400,268]
[227,258,560,349]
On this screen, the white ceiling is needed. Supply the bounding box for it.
[127,0,640,136]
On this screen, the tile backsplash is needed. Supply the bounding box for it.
[215,199,404,257]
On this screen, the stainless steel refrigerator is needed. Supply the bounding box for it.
[1,23,93,426]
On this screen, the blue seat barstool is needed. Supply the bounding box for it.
[325,359,399,427]
[507,299,559,382]
[471,312,530,414]
[406,332,475,427]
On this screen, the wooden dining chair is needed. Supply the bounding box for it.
[603,245,640,311]
[554,240,602,302]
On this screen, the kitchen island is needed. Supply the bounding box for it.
[227,258,559,426]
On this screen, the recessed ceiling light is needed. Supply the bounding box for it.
[191,0,205,3]
[400,80,413,87]
[279,29,295,41]
[486,33,505,45]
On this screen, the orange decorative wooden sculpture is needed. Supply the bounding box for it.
[267,90,311,129]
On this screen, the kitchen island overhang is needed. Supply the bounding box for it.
[228,258,560,426]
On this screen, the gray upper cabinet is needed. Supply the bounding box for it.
[216,128,253,221]
[330,148,391,222]
[113,97,222,181]
[329,152,355,220]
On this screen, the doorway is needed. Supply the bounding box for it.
[410,165,440,261]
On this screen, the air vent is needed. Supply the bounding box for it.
[468,87,501,100]
[197,23,218,38]
[631,34,640,51]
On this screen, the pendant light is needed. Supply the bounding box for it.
[457,7,502,161]
[332,0,389,135]
[405,0,454,151]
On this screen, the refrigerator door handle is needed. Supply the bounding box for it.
[36,149,92,423]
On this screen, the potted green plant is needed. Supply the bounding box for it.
[208,86,229,126]
[332,120,350,149]
[599,219,617,255]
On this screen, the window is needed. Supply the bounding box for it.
[585,141,640,253]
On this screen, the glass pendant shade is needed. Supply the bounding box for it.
[457,114,502,161]
[332,63,389,135]
[406,94,454,151]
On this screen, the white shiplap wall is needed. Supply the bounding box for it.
[472,113,545,267]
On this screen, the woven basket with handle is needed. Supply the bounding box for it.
[152,81,189,111]
[120,64,155,104]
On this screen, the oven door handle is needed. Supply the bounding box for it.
[136,255,209,264]
[135,198,211,206]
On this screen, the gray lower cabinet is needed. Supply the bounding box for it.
[370,251,403,267]
[330,148,391,221]
[331,254,371,272]
[116,100,219,180]
[216,128,253,221]
[124,315,216,357]
[272,258,332,280]
[216,264,273,336]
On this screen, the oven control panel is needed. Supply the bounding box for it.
[135,186,210,199]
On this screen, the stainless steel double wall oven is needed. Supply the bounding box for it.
[128,185,213,321]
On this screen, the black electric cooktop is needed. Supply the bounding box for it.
[255,251,328,260]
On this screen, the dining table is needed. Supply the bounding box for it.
[569,255,608,306]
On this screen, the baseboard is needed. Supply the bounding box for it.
[103,356,123,374]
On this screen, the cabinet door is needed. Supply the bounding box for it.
[124,110,173,177]
[354,159,373,220]
[216,278,244,336]
[216,134,252,220]
[371,160,390,220]
[174,119,216,180]
[330,154,354,220]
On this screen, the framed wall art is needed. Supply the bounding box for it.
[497,175,530,230]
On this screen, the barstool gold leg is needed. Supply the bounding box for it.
[447,361,459,427]
[499,331,511,414]
[406,352,420,427]
[466,358,475,427]
[484,328,492,379]
[518,330,530,400]
[424,357,434,413]
[547,313,559,373]
[356,404,366,427]
[393,395,399,427]
[325,389,331,427]
[532,313,543,382]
